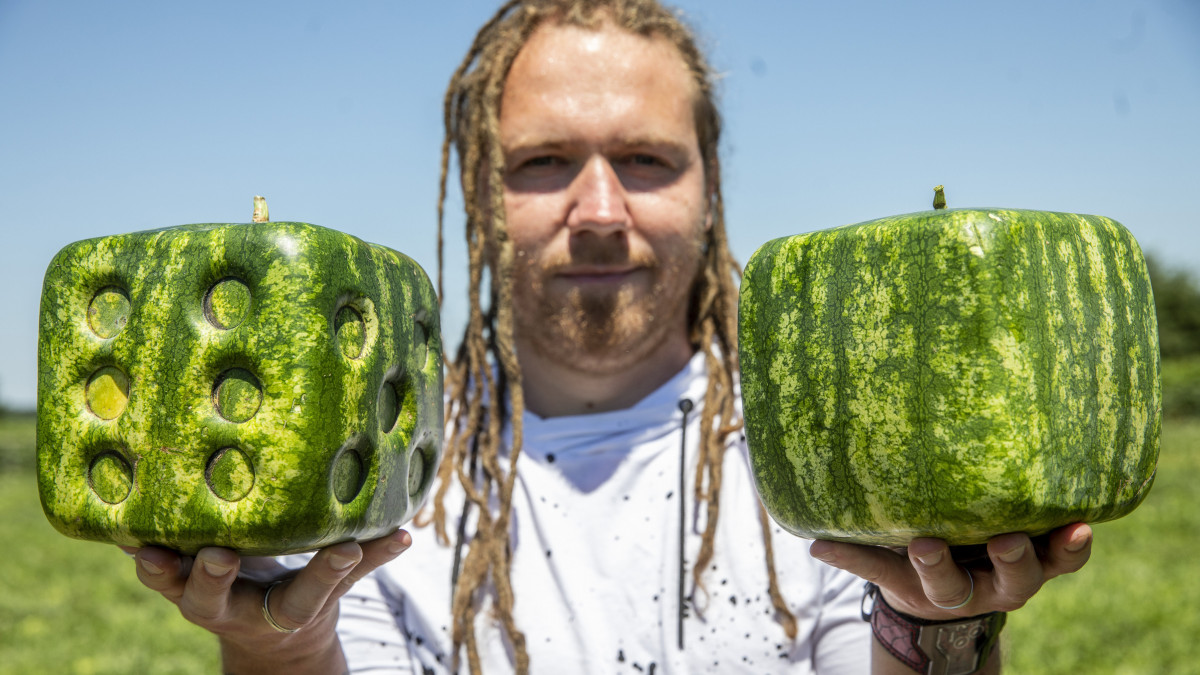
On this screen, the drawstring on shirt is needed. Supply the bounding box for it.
[450,434,481,599]
[677,397,694,651]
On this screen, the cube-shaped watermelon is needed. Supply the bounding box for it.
[739,208,1161,546]
[37,220,443,555]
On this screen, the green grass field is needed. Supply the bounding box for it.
[3,412,1198,674]
[1004,417,1200,674]
[0,414,220,674]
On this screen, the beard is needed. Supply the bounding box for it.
[510,234,703,375]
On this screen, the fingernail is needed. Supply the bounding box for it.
[387,531,412,555]
[1065,532,1091,552]
[140,559,163,575]
[330,554,358,571]
[915,550,944,567]
[202,560,232,577]
[809,541,837,565]
[998,543,1026,564]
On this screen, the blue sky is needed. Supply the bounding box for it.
[1,0,1197,410]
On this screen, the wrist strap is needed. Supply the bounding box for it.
[862,582,1006,675]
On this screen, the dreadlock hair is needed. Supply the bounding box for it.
[419,1,797,672]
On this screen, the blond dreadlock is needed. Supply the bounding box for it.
[420,1,796,672]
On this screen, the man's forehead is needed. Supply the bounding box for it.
[499,20,700,130]
[505,19,695,92]
[498,38,700,157]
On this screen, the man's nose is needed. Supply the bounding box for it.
[566,156,630,234]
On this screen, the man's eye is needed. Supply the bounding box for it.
[630,154,662,166]
[521,156,561,169]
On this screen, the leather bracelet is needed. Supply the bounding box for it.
[862,582,1005,675]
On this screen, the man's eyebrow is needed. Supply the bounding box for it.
[613,136,692,152]
[503,136,692,153]
[503,138,573,152]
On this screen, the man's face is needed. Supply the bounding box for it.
[498,20,709,374]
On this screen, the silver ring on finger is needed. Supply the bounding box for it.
[931,568,974,610]
[262,579,301,633]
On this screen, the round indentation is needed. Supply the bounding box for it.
[85,366,130,420]
[377,380,399,433]
[407,450,426,500]
[378,368,416,435]
[205,277,252,330]
[335,305,366,359]
[88,451,133,504]
[206,447,255,501]
[213,368,262,423]
[413,310,430,370]
[88,286,131,339]
[376,379,400,429]
[331,443,366,504]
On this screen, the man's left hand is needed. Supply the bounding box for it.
[809,522,1093,620]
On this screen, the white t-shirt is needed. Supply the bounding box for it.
[334,352,871,673]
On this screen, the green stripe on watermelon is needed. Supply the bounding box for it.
[738,208,1160,546]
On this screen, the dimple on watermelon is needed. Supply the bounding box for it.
[738,204,1160,546]
[37,200,443,555]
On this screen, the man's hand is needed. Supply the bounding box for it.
[122,529,411,673]
[812,524,1091,673]
[808,522,1092,621]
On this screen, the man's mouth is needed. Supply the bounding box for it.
[555,265,639,283]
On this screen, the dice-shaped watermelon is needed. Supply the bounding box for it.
[37,220,443,555]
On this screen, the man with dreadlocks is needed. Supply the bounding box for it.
[128,1,1094,673]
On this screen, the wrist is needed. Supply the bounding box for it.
[863,582,1005,675]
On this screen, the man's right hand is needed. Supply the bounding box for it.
[124,529,412,674]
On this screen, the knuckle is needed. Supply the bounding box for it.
[336,575,361,595]
[178,596,224,625]
[1053,550,1092,576]
[276,598,319,627]
[346,573,369,592]
[362,545,397,568]
[994,575,1043,608]
[312,563,354,587]
[847,556,883,583]
[986,586,1030,613]
[927,587,971,608]
[135,570,169,590]
[995,597,1028,613]
[268,576,332,629]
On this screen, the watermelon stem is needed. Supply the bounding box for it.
[252,195,269,223]
[933,185,946,210]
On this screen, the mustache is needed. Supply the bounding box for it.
[531,238,659,273]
